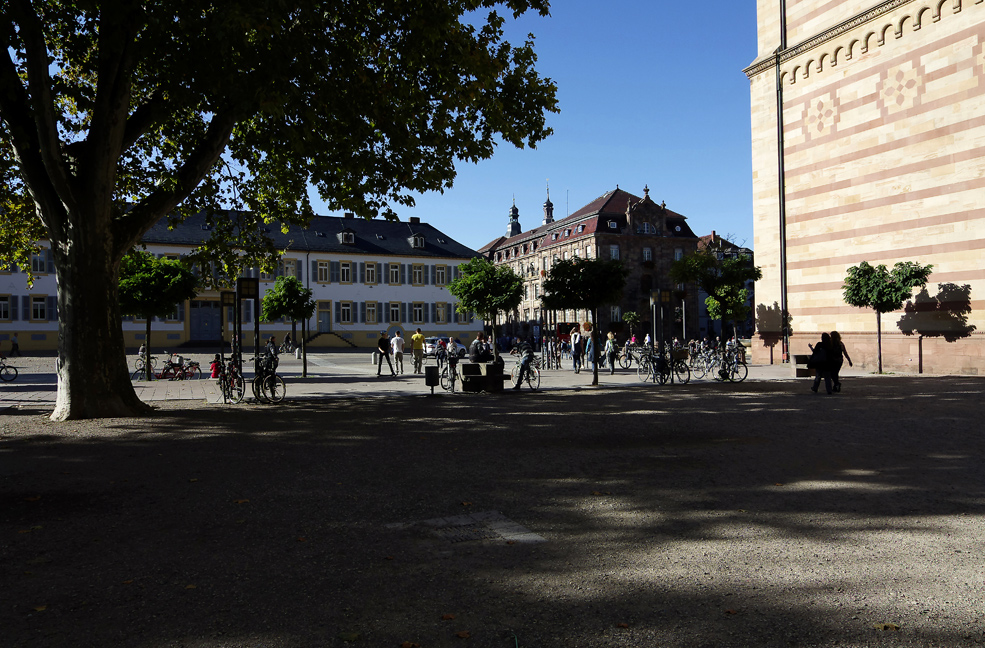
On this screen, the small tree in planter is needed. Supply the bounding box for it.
[261,276,316,377]
[119,252,198,381]
[842,260,933,373]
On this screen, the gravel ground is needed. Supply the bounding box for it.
[2,372,985,648]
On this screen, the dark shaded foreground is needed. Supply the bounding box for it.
[2,377,985,647]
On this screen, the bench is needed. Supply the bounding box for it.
[460,361,509,393]
[793,354,814,378]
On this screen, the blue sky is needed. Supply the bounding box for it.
[313,1,759,252]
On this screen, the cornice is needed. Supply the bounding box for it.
[744,0,916,78]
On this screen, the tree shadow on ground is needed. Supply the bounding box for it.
[3,377,985,647]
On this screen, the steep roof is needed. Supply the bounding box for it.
[142,211,478,259]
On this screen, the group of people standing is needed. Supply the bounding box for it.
[807,331,853,394]
[376,328,428,376]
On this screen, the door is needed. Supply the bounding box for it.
[190,300,221,340]
[317,301,332,333]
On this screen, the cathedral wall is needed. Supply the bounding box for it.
[749,0,985,374]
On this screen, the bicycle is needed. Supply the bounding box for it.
[252,353,286,402]
[216,358,246,404]
[279,340,295,354]
[509,351,541,390]
[439,354,461,392]
[133,354,158,372]
[0,357,18,382]
[717,346,748,383]
[619,344,645,370]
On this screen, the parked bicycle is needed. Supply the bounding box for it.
[439,353,461,392]
[216,358,246,404]
[637,345,690,385]
[133,354,158,372]
[0,357,18,382]
[252,352,286,402]
[618,344,646,369]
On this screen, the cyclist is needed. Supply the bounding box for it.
[282,332,293,352]
[512,338,535,390]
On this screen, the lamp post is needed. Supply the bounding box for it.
[236,277,259,374]
[220,290,235,363]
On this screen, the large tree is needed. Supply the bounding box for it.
[261,276,316,378]
[541,257,629,386]
[0,0,558,420]
[843,260,933,374]
[669,247,762,343]
[447,256,523,360]
[118,251,198,381]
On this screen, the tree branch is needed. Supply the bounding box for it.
[113,110,237,255]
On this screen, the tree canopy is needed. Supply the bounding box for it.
[0,0,558,420]
[541,257,629,384]
[448,256,522,357]
[669,247,762,340]
[262,276,316,377]
[843,260,933,373]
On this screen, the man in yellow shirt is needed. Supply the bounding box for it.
[411,328,426,374]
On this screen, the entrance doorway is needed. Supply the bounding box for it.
[190,300,221,340]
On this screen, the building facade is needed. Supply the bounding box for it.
[478,187,700,342]
[696,232,757,341]
[747,0,985,373]
[0,213,481,352]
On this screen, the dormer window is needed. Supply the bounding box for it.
[577,224,585,233]
[341,231,355,244]
[552,233,558,241]
[564,229,571,236]
[608,221,618,229]
[411,234,425,249]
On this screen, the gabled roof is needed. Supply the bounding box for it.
[141,211,478,259]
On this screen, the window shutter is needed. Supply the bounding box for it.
[423,304,429,324]
[10,296,17,320]
[335,301,341,323]
[178,302,186,322]
[360,302,366,323]
[452,304,458,323]
[330,261,340,283]
[47,296,57,321]
[400,264,407,285]
[23,296,30,319]
[452,265,459,280]
[431,303,436,323]
[296,260,303,280]
[430,265,436,285]
[359,262,365,283]
[46,249,55,274]
[377,302,383,323]
[311,260,318,280]
[384,303,390,323]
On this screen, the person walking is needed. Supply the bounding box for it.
[512,338,535,390]
[376,331,396,377]
[830,330,853,392]
[390,330,405,374]
[808,332,835,394]
[604,331,618,375]
[411,328,425,374]
[570,327,582,373]
[585,333,596,371]
[9,332,20,357]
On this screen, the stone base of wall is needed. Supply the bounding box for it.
[751,331,985,375]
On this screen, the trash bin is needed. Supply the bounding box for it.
[424,365,440,387]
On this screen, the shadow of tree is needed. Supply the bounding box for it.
[898,282,976,342]
[4,380,985,646]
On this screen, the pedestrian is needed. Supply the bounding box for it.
[411,328,425,373]
[570,327,582,373]
[210,354,222,378]
[604,331,618,375]
[376,330,396,376]
[9,332,20,356]
[390,330,405,374]
[469,332,493,363]
[585,333,595,371]
[266,336,278,356]
[830,330,853,392]
[808,332,835,394]
[643,333,651,348]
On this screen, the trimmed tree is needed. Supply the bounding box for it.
[118,252,198,381]
[541,257,629,386]
[842,260,933,373]
[621,311,641,342]
[669,248,762,343]
[448,257,523,361]
[0,1,557,420]
[261,276,316,377]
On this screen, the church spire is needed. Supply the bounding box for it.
[542,181,554,225]
[507,196,521,237]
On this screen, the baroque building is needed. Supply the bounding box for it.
[478,187,700,341]
[747,0,985,373]
[0,213,481,351]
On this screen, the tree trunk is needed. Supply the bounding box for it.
[50,231,151,421]
[876,310,883,374]
[144,318,153,381]
[591,308,599,386]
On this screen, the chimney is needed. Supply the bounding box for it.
[343,212,354,219]
[409,216,421,224]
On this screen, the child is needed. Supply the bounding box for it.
[210,354,222,379]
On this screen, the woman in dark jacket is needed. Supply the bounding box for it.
[808,332,835,394]
[830,330,852,392]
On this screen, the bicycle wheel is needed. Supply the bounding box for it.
[619,353,632,369]
[526,367,541,390]
[673,359,690,385]
[0,365,17,382]
[637,357,652,382]
[184,365,201,380]
[729,362,748,383]
[440,366,452,391]
[228,375,246,403]
[510,364,520,387]
[657,361,670,385]
[252,376,268,402]
[263,374,286,402]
